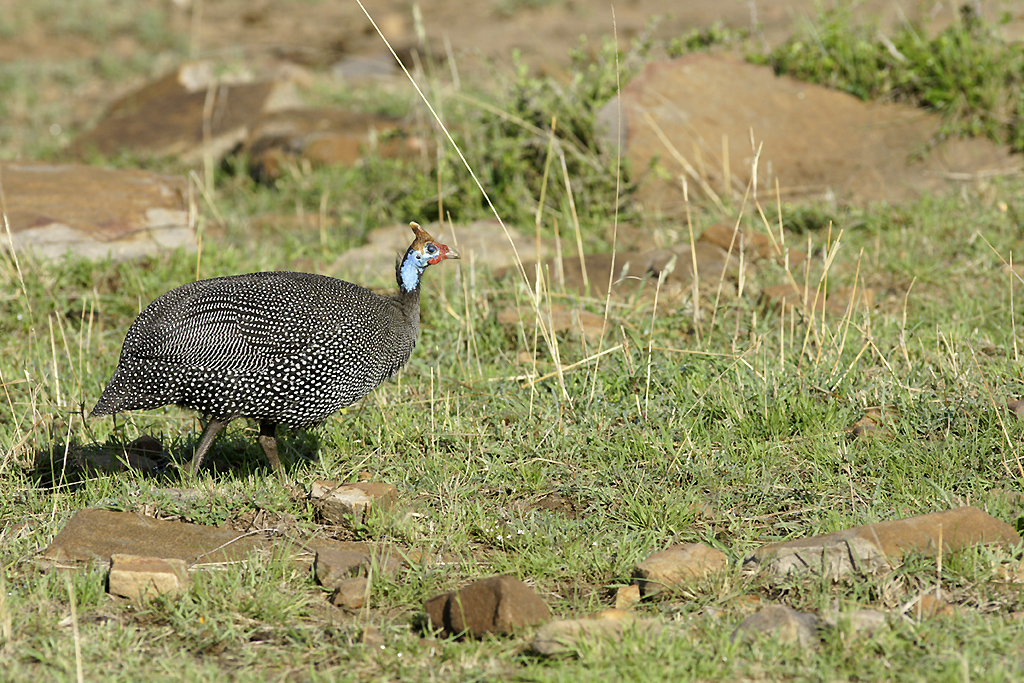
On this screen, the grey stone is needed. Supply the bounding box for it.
[746,506,1021,579]
[732,605,819,648]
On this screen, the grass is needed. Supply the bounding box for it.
[3,3,1024,682]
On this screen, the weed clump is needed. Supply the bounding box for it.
[756,7,1024,152]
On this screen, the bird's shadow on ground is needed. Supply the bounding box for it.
[32,427,320,490]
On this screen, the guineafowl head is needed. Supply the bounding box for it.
[397,222,460,293]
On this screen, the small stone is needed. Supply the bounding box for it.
[531,616,663,656]
[615,584,641,610]
[634,543,727,597]
[823,609,889,637]
[316,549,371,589]
[747,506,1021,579]
[314,546,403,589]
[311,480,398,525]
[1007,399,1024,420]
[423,575,551,638]
[732,605,819,648]
[594,608,632,621]
[360,625,385,649]
[849,406,897,439]
[910,593,956,619]
[330,577,368,610]
[108,554,188,601]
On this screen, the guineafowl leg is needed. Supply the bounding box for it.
[187,417,230,474]
[258,420,284,478]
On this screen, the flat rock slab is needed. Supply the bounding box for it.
[747,506,1021,578]
[603,54,1019,213]
[108,553,189,601]
[424,575,551,638]
[634,542,727,597]
[732,604,819,648]
[40,508,270,567]
[70,62,297,163]
[2,162,192,260]
[532,615,664,656]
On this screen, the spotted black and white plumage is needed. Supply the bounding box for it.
[91,222,459,477]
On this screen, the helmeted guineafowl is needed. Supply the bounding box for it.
[91,222,459,477]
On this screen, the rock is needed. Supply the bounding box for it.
[314,546,403,589]
[240,108,430,183]
[614,584,641,610]
[822,609,889,637]
[359,625,386,650]
[423,575,551,638]
[699,222,806,266]
[732,605,819,648]
[1,161,192,260]
[601,54,1018,213]
[1008,399,1024,420]
[108,554,189,601]
[310,480,398,525]
[39,508,268,567]
[330,577,368,610]
[497,304,609,342]
[70,62,299,163]
[848,406,897,439]
[760,282,876,317]
[634,543,727,597]
[910,593,957,619]
[514,241,739,302]
[746,506,1021,579]
[531,615,663,656]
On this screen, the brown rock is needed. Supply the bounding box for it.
[634,543,727,597]
[424,575,551,638]
[911,593,957,619]
[614,584,641,610]
[516,242,739,302]
[732,605,819,648]
[108,554,189,601]
[330,577,368,610]
[747,506,1021,579]
[40,508,268,567]
[71,62,298,163]
[532,616,663,656]
[699,222,805,266]
[823,609,889,637]
[241,109,430,183]
[602,54,1017,213]
[1008,399,1024,420]
[310,480,398,525]
[314,546,403,589]
[1,161,191,260]
[849,406,897,439]
[497,304,609,342]
[761,282,876,317]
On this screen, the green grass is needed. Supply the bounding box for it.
[3,4,1024,682]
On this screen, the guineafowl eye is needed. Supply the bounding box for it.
[91,221,460,480]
